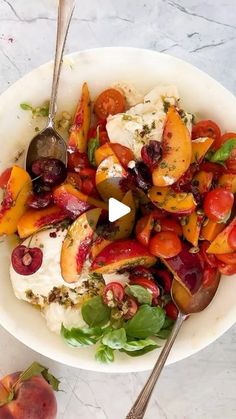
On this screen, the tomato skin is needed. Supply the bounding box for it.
[200,241,218,268]
[203,188,234,222]
[103,282,125,307]
[217,261,236,275]
[203,267,218,287]
[110,143,134,169]
[0,167,12,189]
[199,161,225,178]
[226,147,236,174]
[192,120,221,148]
[129,277,160,300]
[123,297,138,319]
[67,151,90,172]
[216,252,236,264]
[220,132,236,146]
[164,302,179,320]
[94,88,126,119]
[66,172,82,190]
[228,226,236,250]
[158,218,182,236]
[99,130,110,145]
[149,231,182,259]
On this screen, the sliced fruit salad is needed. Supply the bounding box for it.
[1,82,236,363]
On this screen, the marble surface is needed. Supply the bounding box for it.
[0,0,236,418]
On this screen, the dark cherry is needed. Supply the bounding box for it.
[141,140,161,168]
[31,158,67,186]
[155,269,173,294]
[11,245,43,275]
[27,191,53,209]
[67,150,90,172]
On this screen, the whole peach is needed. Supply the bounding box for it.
[0,372,57,419]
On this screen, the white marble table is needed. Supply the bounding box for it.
[1,1,236,418]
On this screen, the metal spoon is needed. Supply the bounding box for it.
[126,272,220,419]
[25,0,75,172]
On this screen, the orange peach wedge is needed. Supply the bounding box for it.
[91,239,157,274]
[95,143,115,166]
[191,137,214,164]
[182,211,204,247]
[0,166,32,235]
[95,155,126,202]
[17,205,68,238]
[193,171,213,194]
[207,216,236,254]
[148,186,196,214]
[218,174,236,193]
[68,82,91,152]
[152,107,192,187]
[61,208,101,283]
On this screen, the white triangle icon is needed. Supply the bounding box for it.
[108,197,131,222]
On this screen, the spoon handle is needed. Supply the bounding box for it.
[125,312,186,419]
[48,0,75,124]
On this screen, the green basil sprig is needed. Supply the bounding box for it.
[125,284,152,305]
[81,295,111,327]
[209,138,236,164]
[125,305,165,339]
[87,127,100,166]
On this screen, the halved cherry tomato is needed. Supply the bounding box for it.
[157,218,182,236]
[203,267,218,287]
[129,266,154,281]
[156,269,172,293]
[149,232,182,258]
[226,147,236,174]
[66,172,82,190]
[203,188,234,223]
[216,252,236,264]
[135,214,154,247]
[110,143,134,169]
[200,241,218,268]
[164,301,179,320]
[123,297,138,319]
[192,120,221,149]
[228,225,236,250]
[67,151,90,172]
[129,277,160,300]
[217,261,236,275]
[94,88,126,119]
[0,167,12,189]
[103,282,124,307]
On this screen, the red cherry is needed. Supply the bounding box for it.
[11,245,43,275]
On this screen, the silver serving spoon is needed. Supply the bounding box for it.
[25,0,75,172]
[126,272,220,419]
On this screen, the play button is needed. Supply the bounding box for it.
[108,197,131,222]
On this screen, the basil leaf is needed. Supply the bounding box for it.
[102,328,127,349]
[120,344,158,357]
[88,131,100,167]
[95,344,114,363]
[210,138,236,163]
[155,316,174,339]
[123,338,157,352]
[61,324,102,347]
[81,296,111,327]
[125,284,152,305]
[125,305,165,339]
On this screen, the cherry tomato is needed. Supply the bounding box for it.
[94,88,126,119]
[129,266,154,281]
[164,302,179,320]
[0,167,12,189]
[135,214,154,247]
[129,277,160,300]
[150,208,167,219]
[226,147,236,174]
[103,282,125,307]
[203,267,218,287]
[149,232,182,259]
[192,120,221,148]
[99,130,110,145]
[158,218,182,236]
[67,151,89,172]
[79,167,97,196]
[203,188,234,222]
[220,132,236,147]
[156,269,172,293]
[217,261,236,275]
[66,172,82,190]
[199,161,225,178]
[123,297,138,319]
[200,241,218,268]
[216,252,236,264]
[228,225,236,250]
[110,143,134,169]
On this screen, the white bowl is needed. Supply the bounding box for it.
[0,47,236,373]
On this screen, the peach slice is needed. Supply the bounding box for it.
[0,166,32,236]
[90,237,112,260]
[61,208,101,283]
[17,205,68,238]
[152,107,192,187]
[68,82,91,152]
[91,239,157,274]
[53,183,107,217]
[193,171,213,194]
[112,190,136,240]
[182,211,204,247]
[191,137,214,163]
[95,143,115,166]
[95,155,126,201]
[148,186,196,214]
[200,219,225,242]
[207,216,236,254]
[218,174,236,193]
